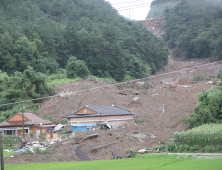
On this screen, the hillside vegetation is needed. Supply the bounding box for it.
[0,67,53,121]
[0,0,168,81]
[161,0,222,130]
[0,0,169,122]
[147,0,179,19]
[164,0,222,59]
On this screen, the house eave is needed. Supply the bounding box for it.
[64,113,135,119]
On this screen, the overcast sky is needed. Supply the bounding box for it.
[105,0,153,20]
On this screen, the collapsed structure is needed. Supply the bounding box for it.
[62,105,136,132]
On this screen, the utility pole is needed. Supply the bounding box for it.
[0,131,4,170]
[22,102,25,139]
[163,104,168,154]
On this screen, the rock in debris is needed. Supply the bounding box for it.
[131,133,156,139]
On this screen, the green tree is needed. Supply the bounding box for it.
[66,56,90,78]
[164,0,222,59]
[0,67,52,121]
[0,0,168,81]
[182,71,222,129]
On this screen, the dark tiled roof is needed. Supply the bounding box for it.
[62,105,135,118]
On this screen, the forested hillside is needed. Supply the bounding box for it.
[164,0,222,59]
[0,0,169,121]
[147,0,179,19]
[0,0,168,81]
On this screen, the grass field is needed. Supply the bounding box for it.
[47,75,115,86]
[3,151,14,157]
[5,156,222,170]
[47,77,82,85]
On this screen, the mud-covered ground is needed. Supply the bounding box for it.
[5,56,222,164]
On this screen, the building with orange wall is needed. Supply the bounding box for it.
[0,111,55,138]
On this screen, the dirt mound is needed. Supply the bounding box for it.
[5,56,222,164]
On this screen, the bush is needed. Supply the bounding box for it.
[33,147,51,154]
[66,56,90,78]
[86,75,97,82]
[135,118,147,123]
[29,130,34,138]
[39,133,45,139]
[201,145,216,153]
[178,144,190,153]
[193,75,206,81]
[3,136,22,146]
[216,145,222,152]
[156,144,166,152]
[182,88,222,129]
[204,145,215,153]
[190,145,199,152]
[168,142,177,152]
[126,148,138,157]
[25,148,33,154]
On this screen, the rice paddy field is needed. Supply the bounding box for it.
[174,124,222,147]
[5,156,222,170]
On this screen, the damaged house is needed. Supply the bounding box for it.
[0,111,55,138]
[62,105,136,132]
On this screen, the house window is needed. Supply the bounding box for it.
[42,129,45,133]
[84,110,87,113]
[25,129,29,134]
[4,130,16,136]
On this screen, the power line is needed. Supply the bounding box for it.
[0,60,221,108]
[109,0,147,6]
[0,0,176,23]
[0,0,150,22]
[2,3,151,26]
[0,0,179,27]
[116,3,151,11]
[0,3,151,29]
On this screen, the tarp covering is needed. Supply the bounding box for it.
[72,126,87,132]
[12,147,29,152]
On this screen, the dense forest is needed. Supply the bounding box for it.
[0,0,168,81]
[146,0,179,19]
[0,0,168,121]
[163,0,222,59]
[162,0,222,129]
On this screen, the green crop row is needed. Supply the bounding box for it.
[173,124,222,148]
